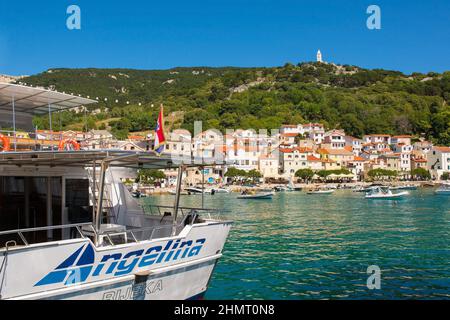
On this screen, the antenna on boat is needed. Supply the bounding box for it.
[172,164,185,236]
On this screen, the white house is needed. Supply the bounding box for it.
[427,146,450,180]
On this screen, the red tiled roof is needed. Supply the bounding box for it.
[317,148,353,155]
[279,147,313,153]
[307,155,321,161]
[434,146,450,153]
[128,135,145,140]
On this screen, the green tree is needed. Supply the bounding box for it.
[411,168,431,180]
[137,169,166,184]
[441,172,449,180]
[367,169,398,180]
[224,167,247,183]
[295,168,314,181]
[247,169,262,182]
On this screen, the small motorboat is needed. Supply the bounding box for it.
[168,189,188,195]
[306,189,335,195]
[131,190,146,198]
[205,188,230,194]
[435,183,450,195]
[185,187,204,194]
[287,178,302,191]
[274,186,287,192]
[237,191,275,199]
[365,186,409,199]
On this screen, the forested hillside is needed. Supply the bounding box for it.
[21,62,450,144]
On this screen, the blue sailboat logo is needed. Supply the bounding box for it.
[35,244,95,286]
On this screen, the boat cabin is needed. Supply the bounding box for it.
[0,150,221,249]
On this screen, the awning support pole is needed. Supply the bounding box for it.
[12,95,16,151]
[172,165,185,236]
[48,102,52,133]
[201,166,205,209]
[92,160,97,225]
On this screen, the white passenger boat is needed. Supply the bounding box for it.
[0,150,232,300]
[365,186,409,199]
[0,83,233,300]
[435,183,450,195]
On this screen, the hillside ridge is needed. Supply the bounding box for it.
[17,62,450,145]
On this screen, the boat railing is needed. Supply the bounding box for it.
[0,222,94,249]
[140,204,225,221]
[85,210,206,245]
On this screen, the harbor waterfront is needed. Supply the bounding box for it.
[143,189,450,299]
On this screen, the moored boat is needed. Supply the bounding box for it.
[306,189,334,195]
[0,82,233,300]
[237,191,275,199]
[435,183,450,195]
[0,150,232,300]
[365,186,409,199]
[389,184,417,191]
[185,187,204,194]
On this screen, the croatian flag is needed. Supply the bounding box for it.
[155,105,166,153]
[154,105,166,154]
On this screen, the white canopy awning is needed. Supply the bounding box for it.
[0,82,97,115]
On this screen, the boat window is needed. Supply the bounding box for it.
[0,176,62,246]
[65,179,90,224]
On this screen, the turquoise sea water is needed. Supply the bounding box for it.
[144,189,450,299]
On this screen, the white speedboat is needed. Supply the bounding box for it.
[435,183,450,195]
[185,187,204,194]
[237,191,274,199]
[365,186,409,199]
[274,185,287,192]
[306,189,335,195]
[213,188,230,194]
[168,189,188,195]
[204,188,230,194]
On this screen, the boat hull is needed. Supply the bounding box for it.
[365,191,409,199]
[237,192,274,199]
[15,257,218,300]
[0,221,232,300]
[435,190,450,195]
[306,190,334,195]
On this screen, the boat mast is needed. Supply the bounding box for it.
[95,161,108,234]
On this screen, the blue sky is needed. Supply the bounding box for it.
[0,0,449,75]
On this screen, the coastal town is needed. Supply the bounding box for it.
[2,122,449,190]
